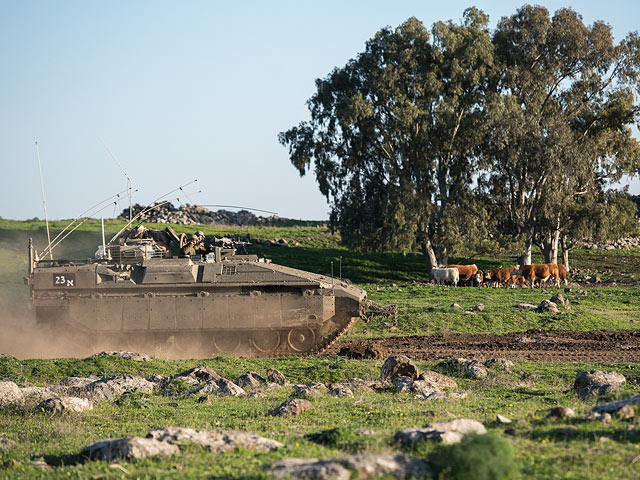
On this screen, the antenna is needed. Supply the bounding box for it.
[35,142,53,260]
[97,135,133,222]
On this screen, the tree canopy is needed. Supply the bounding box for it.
[280,5,640,270]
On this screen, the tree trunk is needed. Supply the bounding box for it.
[440,247,449,267]
[550,229,560,264]
[540,231,559,264]
[522,228,534,265]
[560,235,570,272]
[421,239,439,276]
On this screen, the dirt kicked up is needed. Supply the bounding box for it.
[332,329,640,363]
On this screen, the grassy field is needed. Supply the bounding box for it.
[1,219,640,479]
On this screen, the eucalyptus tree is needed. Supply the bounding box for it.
[279,10,495,272]
[482,4,640,265]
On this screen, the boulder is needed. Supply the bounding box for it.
[175,366,222,383]
[54,376,99,396]
[267,369,287,385]
[234,372,266,389]
[293,383,326,398]
[484,359,515,370]
[614,404,635,420]
[329,387,354,398]
[189,380,220,396]
[547,406,575,419]
[574,370,626,390]
[578,384,619,400]
[82,437,178,461]
[380,355,419,382]
[592,394,640,414]
[147,427,283,452]
[395,418,486,445]
[85,375,154,401]
[269,455,430,480]
[0,381,24,407]
[38,396,93,414]
[465,361,488,379]
[417,371,457,390]
[585,412,612,423]
[20,386,55,404]
[218,378,246,397]
[496,414,512,425]
[550,294,568,307]
[517,303,537,310]
[92,351,150,362]
[271,399,314,418]
[393,377,414,393]
[537,300,559,313]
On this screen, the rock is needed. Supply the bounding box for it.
[189,380,220,396]
[54,376,100,396]
[147,427,283,452]
[342,378,377,391]
[417,371,457,390]
[82,437,179,461]
[329,387,354,398]
[548,406,575,419]
[0,381,24,407]
[395,418,486,445]
[267,368,287,385]
[217,378,246,397]
[496,414,512,424]
[550,294,568,307]
[175,366,222,383]
[93,351,150,361]
[472,303,485,312]
[484,358,514,370]
[197,395,211,404]
[269,458,351,480]
[517,303,537,310]
[234,372,266,389]
[247,392,265,399]
[393,377,414,393]
[20,386,56,403]
[269,455,430,480]
[465,361,488,379]
[380,355,419,382]
[589,275,602,284]
[410,380,441,396]
[292,384,325,398]
[271,399,314,417]
[586,412,612,424]
[537,300,559,313]
[615,405,635,420]
[85,375,154,401]
[574,370,626,390]
[414,392,467,401]
[450,303,462,309]
[38,396,93,414]
[579,384,620,400]
[147,374,167,388]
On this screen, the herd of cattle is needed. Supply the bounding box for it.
[431,263,569,288]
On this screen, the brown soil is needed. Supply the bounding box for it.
[330,329,640,363]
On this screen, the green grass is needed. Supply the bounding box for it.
[1,355,640,479]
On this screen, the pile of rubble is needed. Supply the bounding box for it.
[120,203,278,226]
[583,236,640,250]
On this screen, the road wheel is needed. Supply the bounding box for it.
[251,330,280,354]
[287,328,316,352]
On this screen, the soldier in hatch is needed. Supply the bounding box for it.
[182,235,198,256]
[194,230,211,254]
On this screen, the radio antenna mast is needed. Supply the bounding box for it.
[97,134,133,222]
[35,142,53,260]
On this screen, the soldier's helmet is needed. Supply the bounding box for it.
[190,234,198,242]
[196,230,204,238]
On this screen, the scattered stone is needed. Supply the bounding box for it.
[417,371,457,390]
[329,387,354,398]
[147,427,283,452]
[271,399,314,418]
[85,375,154,401]
[472,303,485,312]
[269,455,430,480]
[55,376,100,396]
[496,414,512,425]
[20,386,56,403]
[517,303,537,310]
[189,380,220,396]
[234,372,266,389]
[484,358,514,370]
[537,300,559,313]
[247,392,265,399]
[380,355,419,382]
[341,378,377,392]
[465,361,488,379]
[293,384,325,398]
[574,371,626,390]
[267,369,287,385]
[395,418,486,445]
[586,412,612,424]
[547,406,575,419]
[217,378,246,397]
[414,392,467,401]
[615,405,636,420]
[579,384,619,400]
[393,377,414,393]
[550,294,569,307]
[175,366,222,383]
[82,437,179,461]
[38,396,93,414]
[0,381,24,407]
[589,275,602,284]
[93,351,150,362]
[147,374,167,388]
[197,395,211,404]
[450,303,462,309]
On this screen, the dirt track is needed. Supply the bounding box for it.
[331,329,640,363]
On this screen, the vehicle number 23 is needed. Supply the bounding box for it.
[53,274,76,287]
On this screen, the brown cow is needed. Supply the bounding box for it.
[447,264,478,285]
[515,264,553,288]
[486,267,514,288]
[555,263,568,286]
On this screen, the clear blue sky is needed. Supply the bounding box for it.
[1,0,638,221]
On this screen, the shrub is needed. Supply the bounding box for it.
[428,433,520,480]
[305,427,366,453]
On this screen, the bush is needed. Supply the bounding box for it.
[428,433,520,480]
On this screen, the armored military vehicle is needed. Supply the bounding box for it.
[25,227,393,357]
